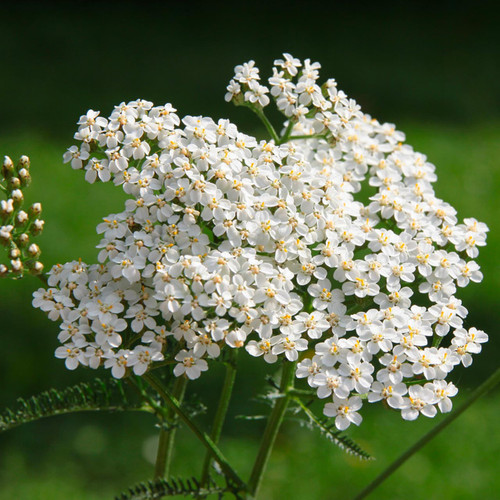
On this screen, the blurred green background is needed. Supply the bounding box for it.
[0,2,499,499]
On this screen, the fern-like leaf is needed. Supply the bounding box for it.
[294,398,373,460]
[0,377,146,432]
[115,476,229,499]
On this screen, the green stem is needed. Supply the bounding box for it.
[432,334,443,348]
[277,119,296,145]
[143,373,246,491]
[284,133,328,142]
[154,376,188,479]
[125,332,144,349]
[353,366,500,500]
[293,394,321,421]
[247,360,297,498]
[200,350,238,486]
[148,359,177,370]
[250,107,280,143]
[288,387,315,398]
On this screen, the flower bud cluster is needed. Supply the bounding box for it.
[33,55,488,430]
[1,155,44,278]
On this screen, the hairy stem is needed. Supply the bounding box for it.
[354,366,500,500]
[143,373,246,491]
[247,360,297,498]
[154,375,188,479]
[200,350,238,486]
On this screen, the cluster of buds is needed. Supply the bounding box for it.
[0,155,44,278]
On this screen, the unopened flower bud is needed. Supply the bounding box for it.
[15,210,28,226]
[8,177,21,190]
[2,156,14,178]
[29,261,44,275]
[18,155,30,170]
[31,219,45,235]
[1,199,14,218]
[18,168,31,187]
[11,189,24,207]
[10,259,23,275]
[9,247,21,260]
[0,225,13,245]
[231,92,245,106]
[29,203,42,217]
[16,233,29,247]
[27,243,40,258]
[0,264,8,277]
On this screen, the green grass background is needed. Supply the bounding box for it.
[1,3,499,499]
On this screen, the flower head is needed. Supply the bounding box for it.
[33,54,488,430]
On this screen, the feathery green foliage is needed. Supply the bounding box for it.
[294,397,373,460]
[115,476,231,500]
[0,377,147,432]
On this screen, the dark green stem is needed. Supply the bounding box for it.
[249,106,280,143]
[201,350,238,486]
[143,373,246,491]
[154,375,188,479]
[277,119,296,145]
[353,366,500,500]
[284,133,328,142]
[247,361,297,498]
[149,359,177,370]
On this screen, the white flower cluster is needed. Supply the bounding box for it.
[33,54,488,430]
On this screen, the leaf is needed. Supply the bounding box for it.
[0,377,146,432]
[294,398,373,460]
[115,476,229,499]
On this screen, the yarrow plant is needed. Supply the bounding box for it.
[1,54,496,499]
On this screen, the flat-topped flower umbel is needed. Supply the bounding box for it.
[33,54,488,430]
